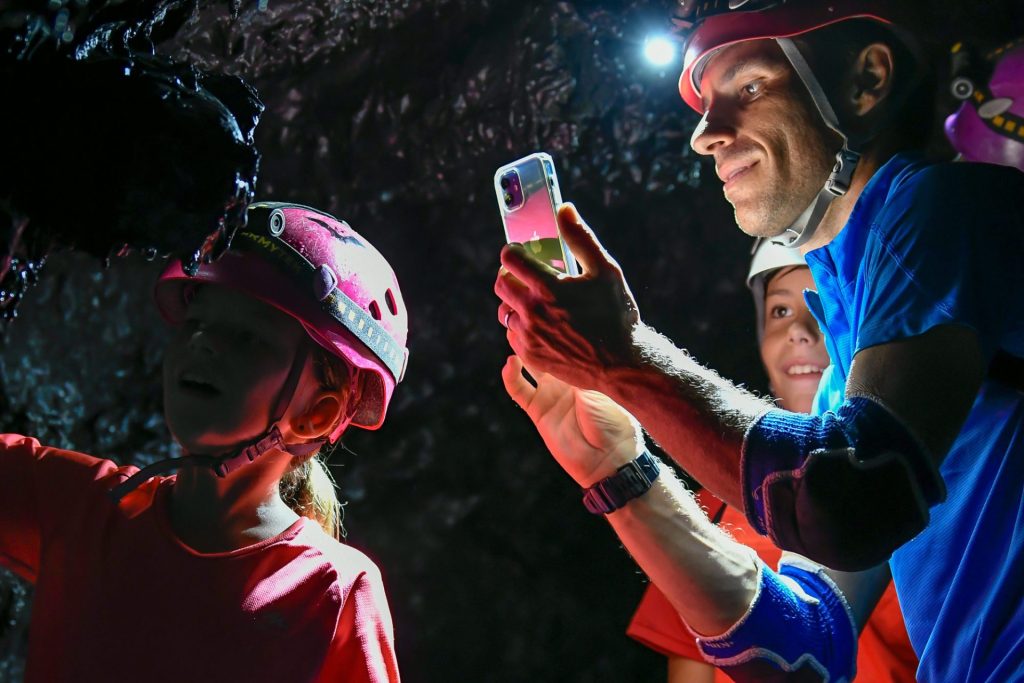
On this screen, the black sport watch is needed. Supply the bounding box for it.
[582,450,661,515]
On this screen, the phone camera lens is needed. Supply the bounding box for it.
[500,177,510,189]
[503,193,513,205]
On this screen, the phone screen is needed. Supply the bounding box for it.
[495,153,578,275]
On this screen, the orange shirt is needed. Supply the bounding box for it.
[626,489,918,682]
[0,434,399,683]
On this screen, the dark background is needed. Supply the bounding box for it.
[1,1,1022,680]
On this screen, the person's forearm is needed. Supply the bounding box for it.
[606,466,760,636]
[606,471,859,681]
[601,324,771,509]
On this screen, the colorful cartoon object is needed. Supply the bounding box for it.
[945,39,1024,171]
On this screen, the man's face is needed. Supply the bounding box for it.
[690,40,839,237]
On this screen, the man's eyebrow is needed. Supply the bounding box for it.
[719,56,778,86]
[765,287,793,297]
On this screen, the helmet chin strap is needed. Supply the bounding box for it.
[109,344,327,503]
[771,38,863,249]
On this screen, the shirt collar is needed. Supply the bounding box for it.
[804,152,926,280]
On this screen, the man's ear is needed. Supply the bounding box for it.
[849,42,895,118]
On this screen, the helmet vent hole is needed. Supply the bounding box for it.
[369,300,382,320]
[385,289,398,316]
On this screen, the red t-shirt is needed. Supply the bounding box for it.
[626,490,918,682]
[0,434,400,683]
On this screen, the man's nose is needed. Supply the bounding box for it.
[690,107,737,156]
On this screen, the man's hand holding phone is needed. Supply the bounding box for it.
[495,202,642,393]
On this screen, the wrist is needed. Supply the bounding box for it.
[581,322,642,394]
[575,440,643,488]
[582,449,661,515]
[598,323,659,396]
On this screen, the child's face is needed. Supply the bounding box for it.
[162,284,311,455]
[759,266,830,414]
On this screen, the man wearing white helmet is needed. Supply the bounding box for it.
[496,0,1024,680]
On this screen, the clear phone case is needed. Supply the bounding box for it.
[494,152,579,275]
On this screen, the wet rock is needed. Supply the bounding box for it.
[0,0,262,318]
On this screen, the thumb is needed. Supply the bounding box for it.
[556,203,614,276]
[502,355,535,410]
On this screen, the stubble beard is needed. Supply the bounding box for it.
[731,144,836,239]
[732,189,797,238]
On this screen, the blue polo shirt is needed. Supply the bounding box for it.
[804,154,1024,682]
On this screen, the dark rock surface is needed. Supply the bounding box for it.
[1,1,1022,680]
[0,0,263,318]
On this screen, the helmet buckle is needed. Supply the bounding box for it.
[826,148,860,197]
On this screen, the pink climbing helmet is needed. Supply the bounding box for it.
[155,202,409,438]
[945,39,1024,171]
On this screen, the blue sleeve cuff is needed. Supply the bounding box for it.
[697,558,858,682]
[740,406,849,535]
[740,395,943,544]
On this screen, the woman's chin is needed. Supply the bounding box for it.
[167,425,237,456]
[165,411,253,454]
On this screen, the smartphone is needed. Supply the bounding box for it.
[494,152,579,275]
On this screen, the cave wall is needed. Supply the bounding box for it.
[2,1,1023,680]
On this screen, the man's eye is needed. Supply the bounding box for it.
[770,305,791,319]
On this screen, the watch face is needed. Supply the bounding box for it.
[615,463,648,499]
[582,452,660,514]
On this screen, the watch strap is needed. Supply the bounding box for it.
[582,450,661,515]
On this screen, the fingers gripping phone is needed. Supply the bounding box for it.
[494,152,579,275]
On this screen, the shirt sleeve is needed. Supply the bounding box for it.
[855,581,919,683]
[855,162,1024,359]
[0,433,122,582]
[321,564,400,683]
[627,582,703,659]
